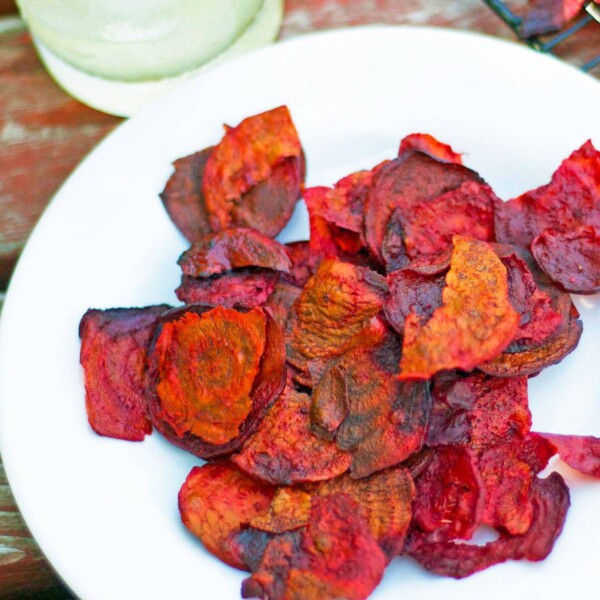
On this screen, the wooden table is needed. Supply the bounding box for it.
[0,1,597,598]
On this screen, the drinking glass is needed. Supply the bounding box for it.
[16,0,284,116]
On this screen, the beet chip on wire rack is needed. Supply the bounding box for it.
[78,104,600,600]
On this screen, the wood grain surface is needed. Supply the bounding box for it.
[0,1,598,598]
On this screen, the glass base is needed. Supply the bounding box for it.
[33,0,283,117]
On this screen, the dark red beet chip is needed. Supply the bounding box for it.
[79,305,170,441]
[532,225,600,294]
[538,433,600,477]
[176,271,279,308]
[282,241,322,288]
[159,148,214,243]
[364,151,484,265]
[407,472,570,578]
[412,446,484,542]
[495,140,600,246]
[178,228,291,278]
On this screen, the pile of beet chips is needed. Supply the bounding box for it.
[79,106,600,599]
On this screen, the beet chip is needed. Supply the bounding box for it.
[538,433,600,477]
[399,133,463,164]
[384,267,445,336]
[249,488,313,534]
[427,373,531,452]
[522,0,586,36]
[495,140,600,246]
[159,148,213,243]
[312,335,431,478]
[79,305,170,441]
[407,472,570,578]
[480,284,582,377]
[412,446,484,542]
[179,462,274,570]
[532,226,600,294]
[318,467,415,557]
[176,271,279,308]
[364,151,483,264]
[148,306,286,459]
[178,228,291,278]
[203,106,303,233]
[478,434,556,534]
[401,181,498,261]
[232,387,351,485]
[400,236,519,380]
[282,241,322,288]
[261,281,302,329]
[286,259,388,377]
[242,494,386,600]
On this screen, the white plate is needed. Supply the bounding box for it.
[1,26,600,600]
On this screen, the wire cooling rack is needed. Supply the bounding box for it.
[483,0,600,71]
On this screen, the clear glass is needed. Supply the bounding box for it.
[15,0,284,115]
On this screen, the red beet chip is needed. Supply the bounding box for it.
[79,305,170,441]
[407,472,570,578]
[538,433,600,477]
[178,228,291,278]
[311,334,432,478]
[478,434,556,534]
[532,225,600,294]
[178,462,275,570]
[203,106,304,235]
[364,151,484,264]
[304,169,375,235]
[502,252,562,344]
[399,133,463,164]
[241,494,387,600]
[159,148,214,243]
[282,241,322,287]
[147,305,286,459]
[495,140,600,246]
[176,271,279,308]
[232,387,351,485]
[480,283,583,377]
[399,181,498,261]
[412,446,484,542]
[427,372,531,452]
[384,267,445,336]
[522,0,586,36]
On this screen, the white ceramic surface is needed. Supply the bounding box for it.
[1,26,599,600]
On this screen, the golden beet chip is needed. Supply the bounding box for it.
[178,462,274,570]
[178,228,291,278]
[286,259,388,375]
[241,494,387,600]
[203,106,302,232]
[79,305,170,441]
[232,387,351,485]
[398,133,463,164]
[400,236,520,379]
[148,305,286,459]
